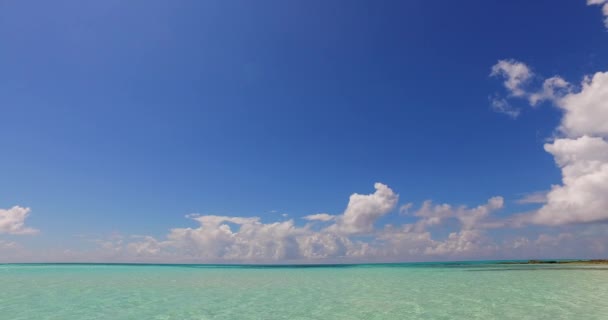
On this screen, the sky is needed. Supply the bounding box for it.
[1,0,608,263]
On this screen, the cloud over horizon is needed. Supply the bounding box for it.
[4,181,608,263]
[90,184,519,263]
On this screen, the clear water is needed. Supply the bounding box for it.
[1,262,608,319]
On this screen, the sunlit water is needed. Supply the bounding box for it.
[1,262,608,319]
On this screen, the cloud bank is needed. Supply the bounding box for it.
[106,183,514,263]
[44,184,607,263]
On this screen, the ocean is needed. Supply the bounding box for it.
[1,262,607,319]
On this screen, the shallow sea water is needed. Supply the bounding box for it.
[1,263,607,319]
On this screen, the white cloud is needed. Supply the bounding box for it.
[489,61,571,115]
[327,183,398,235]
[14,184,605,263]
[0,206,38,235]
[529,76,570,106]
[400,198,504,258]
[414,196,504,231]
[373,226,435,258]
[491,59,533,97]
[163,215,304,261]
[118,183,514,262]
[489,60,570,117]
[303,213,335,222]
[491,56,608,227]
[18,224,608,263]
[557,72,608,138]
[298,232,349,259]
[137,183,398,262]
[127,236,164,256]
[150,215,363,262]
[424,230,496,256]
[531,136,608,225]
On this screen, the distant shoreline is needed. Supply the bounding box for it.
[3,259,608,266]
[500,259,608,265]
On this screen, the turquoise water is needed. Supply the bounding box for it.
[1,263,608,319]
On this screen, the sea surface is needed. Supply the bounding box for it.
[1,262,608,319]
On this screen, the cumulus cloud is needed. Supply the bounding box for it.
[22,223,608,263]
[20,180,603,263]
[0,206,38,235]
[424,230,496,256]
[153,215,365,262]
[413,196,504,231]
[127,236,165,256]
[118,183,513,262]
[373,226,435,258]
[165,215,305,261]
[491,56,608,227]
[557,72,608,138]
[532,136,608,225]
[364,197,504,260]
[135,183,399,262]
[327,183,398,235]
[298,232,350,259]
[518,70,608,225]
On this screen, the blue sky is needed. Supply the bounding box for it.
[1,0,608,263]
